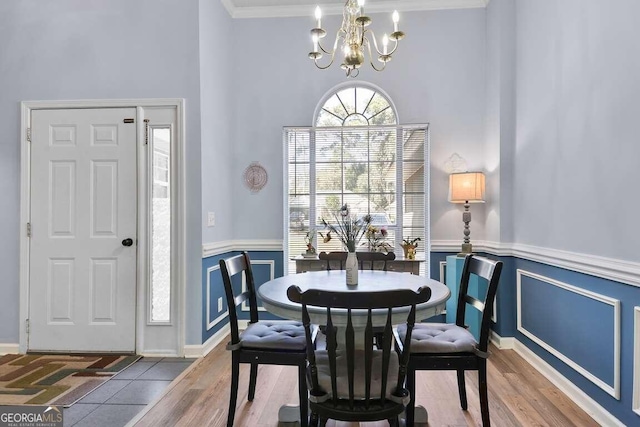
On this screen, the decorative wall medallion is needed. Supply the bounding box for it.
[243,161,268,193]
[444,153,468,173]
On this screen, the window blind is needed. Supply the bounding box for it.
[284,124,430,275]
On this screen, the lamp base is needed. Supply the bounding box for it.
[457,243,473,257]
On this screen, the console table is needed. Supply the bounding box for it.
[293,254,424,275]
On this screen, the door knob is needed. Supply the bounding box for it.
[122,238,134,247]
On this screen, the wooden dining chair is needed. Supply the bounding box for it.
[287,285,432,426]
[356,251,396,271]
[219,252,310,427]
[318,251,348,270]
[397,254,503,427]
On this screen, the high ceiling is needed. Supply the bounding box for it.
[222,0,489,18]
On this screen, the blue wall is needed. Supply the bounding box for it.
[432,250,640,426]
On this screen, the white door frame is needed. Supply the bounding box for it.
[19,99,186,356]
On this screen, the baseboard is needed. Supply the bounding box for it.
[138,350,180,358]
[513,340,625,427]
[490,331,515,349]
[183,324,230,358]
[0,343,20,355]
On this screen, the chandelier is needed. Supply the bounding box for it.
[309,0,404,77]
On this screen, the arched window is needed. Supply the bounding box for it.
[315,84,397,127]
[285,83,428,275]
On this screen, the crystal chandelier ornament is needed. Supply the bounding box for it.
[309,0,405,77]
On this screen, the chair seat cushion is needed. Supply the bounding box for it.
[240,320,306,350]
[315,350,399,400]
[397,323,478,354]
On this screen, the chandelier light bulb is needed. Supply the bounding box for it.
[382,34,389,55]
[315,6,322,28]
[357,0,365,8]
[392,10,399,32]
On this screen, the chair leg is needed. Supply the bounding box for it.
[309,412,319,427]
[319,417,328,427]
[298,362,308,427]
[248,362,258,401]
[406,365,416,427]
[227,352,240,427]
[479,360,490,427]
[388,415,400,426]
[456,369,468,410]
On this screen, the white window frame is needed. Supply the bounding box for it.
[284,82,430,275]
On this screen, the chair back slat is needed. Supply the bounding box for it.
[233,291,251,307]
[287,285,431,417]
[379,307,394,405]
[356,251,396,271]
[364,309,374,408]
[318,251,348,270]
[346,310,355,408]
[462,295,485,313]
[455,255,503,353]
[325,307,338,406]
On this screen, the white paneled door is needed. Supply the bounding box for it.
[28,108,137,352]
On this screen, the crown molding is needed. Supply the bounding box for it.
[222,0,489,19]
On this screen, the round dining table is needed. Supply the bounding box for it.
[258,269,450,325]
[257,270,450,424]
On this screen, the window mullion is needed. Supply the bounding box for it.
[396,125,404,253]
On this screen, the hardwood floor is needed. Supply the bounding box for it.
[132,339,599,427]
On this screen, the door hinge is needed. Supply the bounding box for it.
[123,118,135,124]
[144,119,150,145]
[26,128,31,142]
[26,222,31,237]
[26,319,30,334]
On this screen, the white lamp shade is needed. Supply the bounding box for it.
[449,172,485,203]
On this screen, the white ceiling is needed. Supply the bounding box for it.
[222,0,490,19]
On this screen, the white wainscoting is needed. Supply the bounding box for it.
[633,306,640,416]
[516,269,621,399]
[241,260,275,312]
[206,265,229,331]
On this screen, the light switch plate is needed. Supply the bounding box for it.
[207,212,215,227]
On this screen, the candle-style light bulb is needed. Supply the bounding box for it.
[315,6,322,28]
[357,0,365,8]
[392,10,399,32]
[382,34,389,54]
[312,34,319,52]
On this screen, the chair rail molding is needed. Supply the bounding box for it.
[202,239,283,258]
[432,240,640,288]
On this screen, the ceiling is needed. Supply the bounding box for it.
[222,0,490,19]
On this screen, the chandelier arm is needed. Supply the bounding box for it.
[364,38,387,72]
[319,28,345,55]
[314,54,337,70]
[364,29,399,56]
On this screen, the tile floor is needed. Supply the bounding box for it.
[63,357,194,427]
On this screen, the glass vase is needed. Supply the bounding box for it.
[346,251,358,286]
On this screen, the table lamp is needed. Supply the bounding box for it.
[449,171,485,255]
